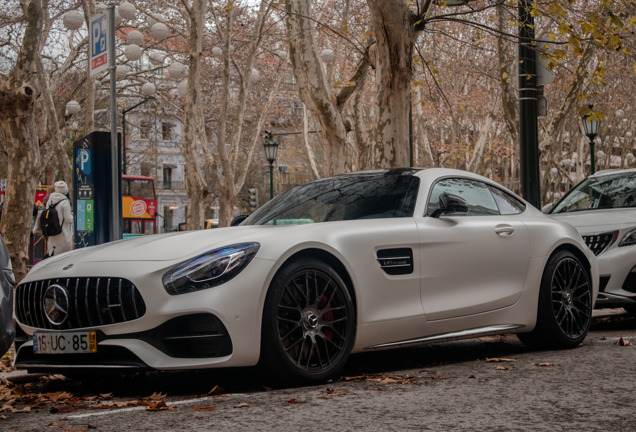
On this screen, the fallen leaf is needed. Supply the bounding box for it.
[614,337,633,346]
[325,390,349,396]
[533,362,554,367]
[235,402,254,408]
[287,398,306,404]
[206,385,225,396]
[194,405,215,411]
[486,358,515,363]
[495,366,512,371]
[145,392,167,401]
[145,401,173,411]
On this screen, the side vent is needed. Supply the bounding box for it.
[376,248,413,275]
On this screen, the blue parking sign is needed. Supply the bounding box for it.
[89,14,109,77]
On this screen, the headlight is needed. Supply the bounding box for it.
[619,229,636,247]
[162,243,260,295]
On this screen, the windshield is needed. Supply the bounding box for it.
[243,170,420,225]
[550,171,636,214]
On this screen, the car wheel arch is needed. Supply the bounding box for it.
[549,243,593,283]
[271,248,358,316]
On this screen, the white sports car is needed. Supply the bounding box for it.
[14,169,598,384]
[546,168,636,313]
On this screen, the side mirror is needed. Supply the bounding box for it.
[230,214,248,226]
[431,192,469,218]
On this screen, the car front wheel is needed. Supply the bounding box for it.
[518,250,593,349]
[260,258,356,386]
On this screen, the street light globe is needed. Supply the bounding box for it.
[127,30,144,46]
[65,100,81,115]
[320,49,334,63]
[119,1,137,20]
[151,22,169,41]
[116,65,129,79]
[212,46,222,57]
[114,8,123,26]
[626,153,634,163]
[124,44,143,61]
[141,82,156,97]
[63,10,84,30]
[549,167,558,178]
[168,62,186,79]
[177,80,188,98]
[149,51,165,65]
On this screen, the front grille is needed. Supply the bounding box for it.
[16,277,146,330]
[582,231,617,256]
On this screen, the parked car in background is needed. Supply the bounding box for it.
[0,233,16,356]
[13,169,597,385]
[546,168,636,314]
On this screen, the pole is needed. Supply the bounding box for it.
[518,0,541,208]
[269,162,274,199]
[589,139,596,175]
[108,4,121,241]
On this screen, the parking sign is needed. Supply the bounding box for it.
[89,13,109,77]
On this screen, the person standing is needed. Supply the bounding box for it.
[33,181,73,257]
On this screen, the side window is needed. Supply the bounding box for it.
[489,186,526,215]
[427,178,500,216]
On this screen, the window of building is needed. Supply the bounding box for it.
[163,166,173,189]
[162,122,174,141]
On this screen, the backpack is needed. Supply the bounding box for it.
[40,201,64,237]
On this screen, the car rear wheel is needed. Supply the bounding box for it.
[260,258,356,386]
[518,250,592,349]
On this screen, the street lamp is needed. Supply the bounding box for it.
[263,130,279,199]
[582,105,600,175]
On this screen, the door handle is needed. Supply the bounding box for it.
[495,224,514,236]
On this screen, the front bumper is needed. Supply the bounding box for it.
[595,245,636,308]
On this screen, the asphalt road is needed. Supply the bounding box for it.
[1,311,635,432]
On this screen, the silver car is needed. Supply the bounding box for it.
[14,169,598,384]
[546,169,636,313]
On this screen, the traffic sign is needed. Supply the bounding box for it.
[89,13,109,77]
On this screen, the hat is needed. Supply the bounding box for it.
[54,180,68,195]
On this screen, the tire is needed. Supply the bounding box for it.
[518,250,593,349]
[259,258,356,386]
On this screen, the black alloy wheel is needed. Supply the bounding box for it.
[260,258,356,385]
[518,250,593,349]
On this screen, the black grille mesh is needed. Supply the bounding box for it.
[582,231,617,256]
[16,277,146,330]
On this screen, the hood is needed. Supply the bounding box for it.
[33,227,271,272]
[549,208,636,234]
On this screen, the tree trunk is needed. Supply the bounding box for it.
[182,0,210,231]
[367,0,415,168]
[0,0,44,283]
[285,0,349,176]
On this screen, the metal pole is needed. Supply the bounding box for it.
[108,4,121,241]
[122,110,127,175]
[589,138,596,175]
[269,163,274,199]
[518,0,541,208]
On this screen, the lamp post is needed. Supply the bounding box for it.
[263,130,279,199]
[582,105,600,175]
